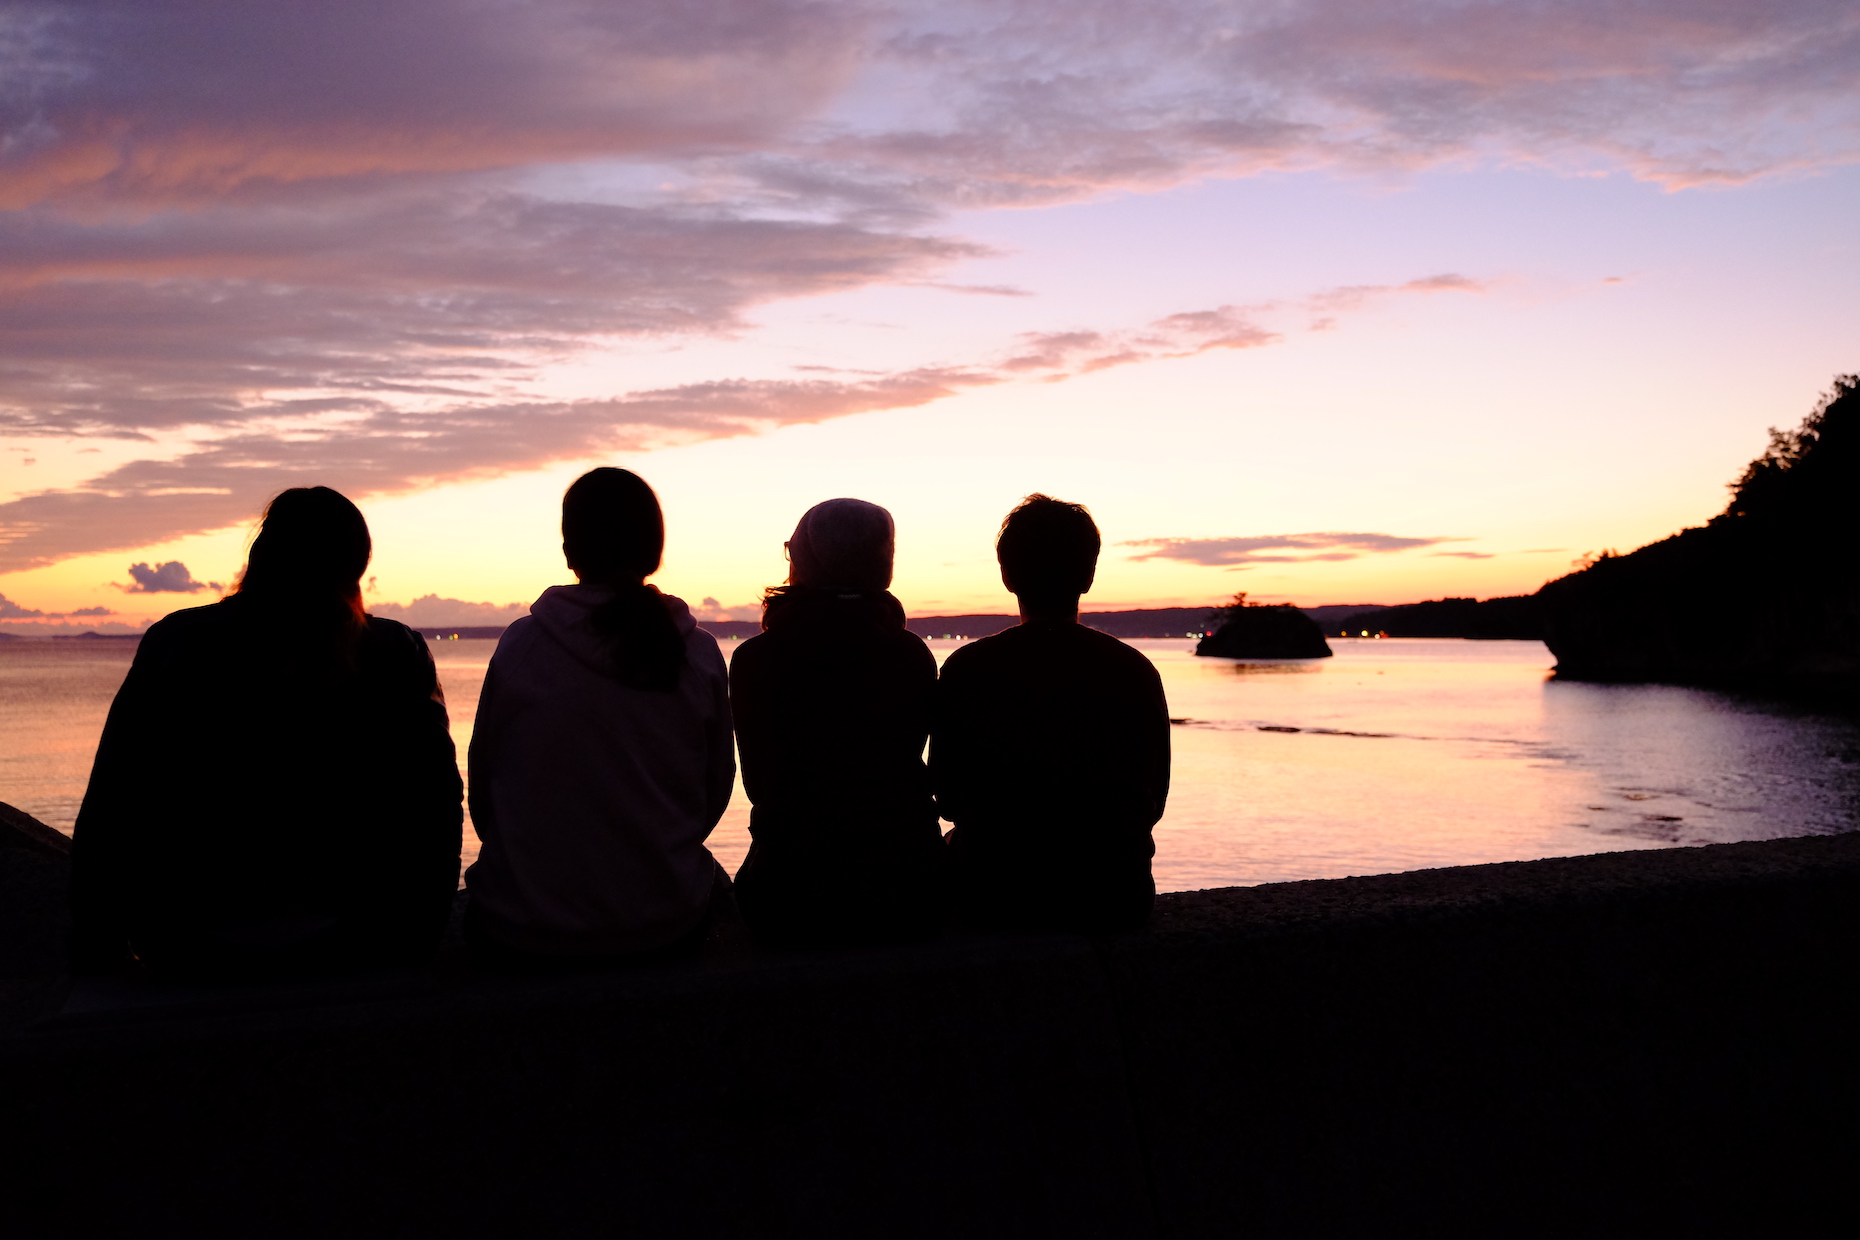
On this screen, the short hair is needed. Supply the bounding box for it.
[996,494,1099,603]
[562,467,664,583]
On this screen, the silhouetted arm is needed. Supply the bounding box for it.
[727,637,781,812]
[404,632,463,920]
[929,650,980,824]
[702,644,735,835]
[67,636,169,971]
[364,625,462,953]
[1135,660,1172,828]
[465,657,505,864]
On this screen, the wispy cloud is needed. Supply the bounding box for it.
[0,277,1473,569]
[1122,532,1464,568]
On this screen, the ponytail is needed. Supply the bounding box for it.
[591,583,686,692]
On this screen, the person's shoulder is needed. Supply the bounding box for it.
[481,614,544,664]
[135,599,237,655]
[1074,624,1144,655]
[145,598,232,634]
[729,628,772,660]
[363,613,420,642]
[361,613,435,658]
[682,621,729,671]
[882,625,934,657]
[938,628,1012,671]
[1076,625,1162,670]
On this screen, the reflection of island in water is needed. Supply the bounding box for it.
[1541,374,1858,698]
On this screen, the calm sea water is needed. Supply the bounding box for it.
[3,636,1855,890]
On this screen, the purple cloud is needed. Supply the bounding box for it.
[0,594,45,619]
[1121,532,1465,568]
[120,561,220,594]
[1,1,861,207]
[0,593,117,619]
[2,0,1853,571]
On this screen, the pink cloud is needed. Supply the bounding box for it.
[0,273,1477,570]
[1121,532,1468,567]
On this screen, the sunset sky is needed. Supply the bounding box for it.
[2,1,1857,631]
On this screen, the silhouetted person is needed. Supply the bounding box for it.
[68,487,463,978]
[730,499,943,943]
[931,495,1170,931]
[465,468,734,964]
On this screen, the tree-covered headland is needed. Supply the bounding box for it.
[1540,375,1859,698]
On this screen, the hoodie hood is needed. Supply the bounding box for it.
[529,583,696,679]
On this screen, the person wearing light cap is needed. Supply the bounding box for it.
[728,498,943,942]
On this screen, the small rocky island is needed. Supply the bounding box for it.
[1196,595,1333,659]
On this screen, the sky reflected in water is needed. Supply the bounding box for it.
[4,636,1855,892]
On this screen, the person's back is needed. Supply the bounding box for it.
[730,500,942,943]
[931,495,1169,930]
[69,488,463,977]
[464,469,734,962]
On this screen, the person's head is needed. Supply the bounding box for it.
[562,467,664,585]
[785,498,895,591]
[235,486,371,617]
[561,467,685,690]
[996,494,1099,608]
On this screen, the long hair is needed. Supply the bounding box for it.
[562,468,686,691]
[231,488,371,651]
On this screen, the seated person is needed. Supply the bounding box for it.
[464,468,735,965]
[69,487,463,978]
[931,494,1170,931]
[729,499,943,943]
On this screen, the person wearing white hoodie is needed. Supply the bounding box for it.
[464,468,734,962]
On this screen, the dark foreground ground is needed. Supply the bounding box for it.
[3,804,1857,1238]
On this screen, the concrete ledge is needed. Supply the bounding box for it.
[1118,835,1860,1237]
[4,810,1858,1237]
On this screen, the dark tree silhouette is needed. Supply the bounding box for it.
[1539,374,1860,697]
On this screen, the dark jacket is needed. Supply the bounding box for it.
[69,595,463,976]
[728,588,942,941]
[931,620,1170,930]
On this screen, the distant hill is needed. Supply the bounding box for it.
[416,603,1388,644]
[1332,596,1543,640]
[1540,374,1859,697]
[906,607,1214,640]
[414,626,515,641]
[1302,604,1388,628]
